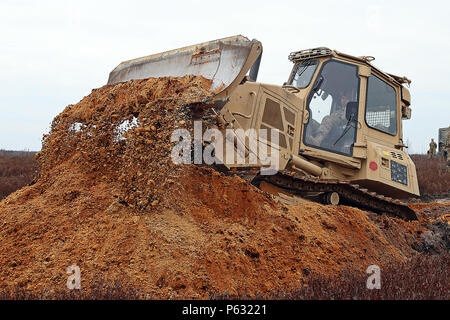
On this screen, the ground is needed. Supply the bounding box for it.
[0,76,448,299]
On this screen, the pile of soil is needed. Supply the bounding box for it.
[0,76,444,298]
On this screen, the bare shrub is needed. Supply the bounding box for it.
[411,154,450,197]
[212,254,449,300]
[0,278,143,300]
[0,150,38,200]
[276,254,449,300]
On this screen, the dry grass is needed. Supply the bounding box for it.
[214,253,449,300]
[0,279,142,300]
[0,150,38,200]
[411,154,450,197]
[1,254,447,300]
[283,253,449,300]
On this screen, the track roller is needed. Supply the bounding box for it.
[322,192,340,206]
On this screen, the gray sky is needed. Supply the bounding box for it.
[1,0,449,153]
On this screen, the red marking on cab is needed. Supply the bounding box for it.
[369,161,378,171]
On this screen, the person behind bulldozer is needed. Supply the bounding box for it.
[446,130,450,162]
[429,138,437,158]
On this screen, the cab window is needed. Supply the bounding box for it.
[365,75,397,135]
[303,60,360,156]
[289,60,318,88]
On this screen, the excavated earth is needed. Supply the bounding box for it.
[0,76,448,299]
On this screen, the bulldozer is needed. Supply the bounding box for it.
[108,35,419,221]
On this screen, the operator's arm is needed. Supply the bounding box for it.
[311,114,336,145]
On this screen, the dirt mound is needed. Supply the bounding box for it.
[0,76,430,298]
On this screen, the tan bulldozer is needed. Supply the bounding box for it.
[108,35,419,221]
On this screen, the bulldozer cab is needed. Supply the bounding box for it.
[299,59,360,156]
[287,49,411,170]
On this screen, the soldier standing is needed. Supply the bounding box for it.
[446,130,450,163]
[429,138,437,158]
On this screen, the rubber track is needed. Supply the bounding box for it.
[251,171,418,221]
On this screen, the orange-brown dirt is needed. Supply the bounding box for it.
[0,76,445,298]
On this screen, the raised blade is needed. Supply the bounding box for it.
[107,35,262,101]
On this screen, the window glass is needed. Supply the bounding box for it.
[365,75,397,135]
[303,60,360,156]
[289,60,318,88]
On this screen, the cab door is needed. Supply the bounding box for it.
[301,59,361,159]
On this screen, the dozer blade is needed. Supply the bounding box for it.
[107,35,262,102]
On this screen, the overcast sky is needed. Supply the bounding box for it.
[1,0,449,153]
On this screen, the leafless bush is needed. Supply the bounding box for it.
[213,254,449,300]
[0,150,38,200]
[411,154,450,197]
[279,254,449,300]
[0,278,143,300]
